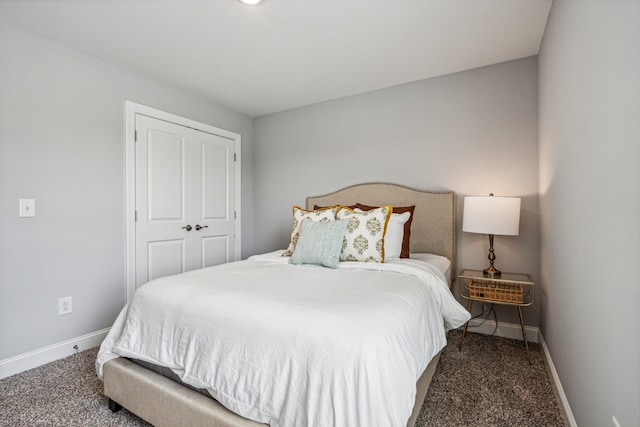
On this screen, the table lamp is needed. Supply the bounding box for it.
[462,194,521,278]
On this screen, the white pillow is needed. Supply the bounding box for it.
[384,212,411,261]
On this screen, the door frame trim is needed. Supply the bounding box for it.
[124,101,242,302]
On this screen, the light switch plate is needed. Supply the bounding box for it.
[19,199,36,217]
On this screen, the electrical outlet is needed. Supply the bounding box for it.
[19,199,36,217]
[58,296,72,315]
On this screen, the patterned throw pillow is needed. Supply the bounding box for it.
[290,219,349,268]
[337,206,393,262]
[282,205,340,256]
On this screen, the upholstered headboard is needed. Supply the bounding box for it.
[306,183,457,280]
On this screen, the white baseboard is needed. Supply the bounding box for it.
[464,318,540,343]
[0,328,109,380]
[539,334,578,427]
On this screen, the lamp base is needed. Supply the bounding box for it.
[483,265,502,278]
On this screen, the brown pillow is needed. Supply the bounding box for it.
[355,203,415,258]
[314,204,357,210]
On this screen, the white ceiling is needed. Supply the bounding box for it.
[0,0,552,117]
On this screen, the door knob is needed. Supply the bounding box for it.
[181,225,192,231]
[195,224,208,231]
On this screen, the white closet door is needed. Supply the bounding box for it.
[134,114,236,288]
[196,130,236,269]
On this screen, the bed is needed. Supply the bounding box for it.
[97,183,470,427]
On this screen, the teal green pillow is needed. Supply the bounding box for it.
[290,219,348,269]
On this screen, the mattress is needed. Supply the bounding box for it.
[97,251,469,427]
[407,252,452,283]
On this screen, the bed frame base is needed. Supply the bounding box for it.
[104,357,263,427]
[103,352,440,427]
[108,398,122,413]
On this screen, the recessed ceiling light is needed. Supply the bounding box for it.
[238,0,262,5]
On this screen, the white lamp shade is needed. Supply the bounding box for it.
[463,196,521,236]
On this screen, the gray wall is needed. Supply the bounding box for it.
[254,57,540,326]
[538,1,640,426]
[0,22,254,360]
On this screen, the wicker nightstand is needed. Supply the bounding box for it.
[458,269,534,363]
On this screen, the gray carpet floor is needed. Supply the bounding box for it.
[0,331,566,426]
[417,331,566,426]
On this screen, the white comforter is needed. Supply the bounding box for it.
[96,251,470,427]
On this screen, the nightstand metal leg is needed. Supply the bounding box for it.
[517,306,531,364]
[459,300,474,350]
